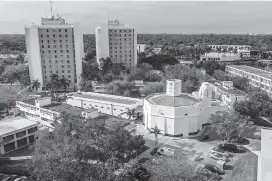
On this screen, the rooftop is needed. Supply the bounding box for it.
[0,116,37,136]
[70,93,140,105]
[21,98,36,106]
[147,93,201,107]
[227,65,272,80]
[43,103,97,117]
[210,82,246,96]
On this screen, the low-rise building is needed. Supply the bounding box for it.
[16,96,99,126]
[143,79,228,137]
[200,52,240,62]
[226,65,272,96]
[208,45,251,51]
[205,81,247,108]
[66,92,143,119]
[0,116,38,154]
[137,44,146,53]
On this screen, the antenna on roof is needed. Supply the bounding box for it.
[49,0,54,17]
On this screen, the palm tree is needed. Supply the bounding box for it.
[31,80,41,93]
[148,125,163,149]
[49,74,61,94]
[119,108,137,122]
[60,78,70,92]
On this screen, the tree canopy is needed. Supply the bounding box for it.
[29,114,145,181]
[140,55,179,71]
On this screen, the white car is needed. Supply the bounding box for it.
[210,152,229,162]
[211,147,233,158]
[157,147,176,156]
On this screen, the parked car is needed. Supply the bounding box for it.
[197,135,209,142]
[157,147,176,156]
[204,164,225,175]
[210,152,229,162]
[211,147,233,158]
[198,167,222,180]
[218,143,238,152]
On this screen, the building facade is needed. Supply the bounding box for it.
[66,92,143,119]
[137,44,146,53]
[143,80,228,137]
[25,15,84,92]
[0,117,38,154]
[16,96,98,128]
[261,128,272,181]
[95,19,137,69]
[208,45,251,51]
[200,52,240,62]
[226,65,272,96]
[205,81,247,108]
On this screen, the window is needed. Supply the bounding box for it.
[62,70,64,73]
[67,60,69,63]
[68,75,71,78]
[65,29,67,32]
[62,65,64,68]
[53,34,55,38]
[67,55,69,58]
[42,50,44,54]
[48,40,50,43]
[60,40,62,43]
[59,29,61,32]
[48,50,51,53]
[41,35,43,38]
[42,45,44,48]
[65,34,68,38]
[59,34,62,38]
[47,34,49,38]
[54,50,57,53]
[67,50,69,53]
[60,50,63,53]
[16,131,26,138]
[48,45,50,48]
[66,45,68,48]
[56,70,58,73]
[46,29,49,32]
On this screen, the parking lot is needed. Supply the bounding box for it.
[135,124,259,181]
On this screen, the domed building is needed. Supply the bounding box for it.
[143,79,227,137]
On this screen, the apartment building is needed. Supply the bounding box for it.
[95,19,137,69]
[25,15,84,92]
[0,116,38,154]
[226,65,272,96]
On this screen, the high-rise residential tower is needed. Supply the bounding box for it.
[25,15,84,92]
[95,19,137,68]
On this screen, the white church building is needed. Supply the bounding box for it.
[143,79,228,137]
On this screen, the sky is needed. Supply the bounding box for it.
[0,1,272,34]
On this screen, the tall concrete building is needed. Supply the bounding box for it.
[25,15,84,92]
[95,19,137,68]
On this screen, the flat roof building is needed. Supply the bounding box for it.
[66,92,143,119]
[16,96,99,127]
[95,19,137,69]
[205,81,247,108]
[25,15,84,92]
[0,116,38,154]
[226,65,272,96]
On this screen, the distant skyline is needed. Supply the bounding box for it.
[1,1,272,34]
